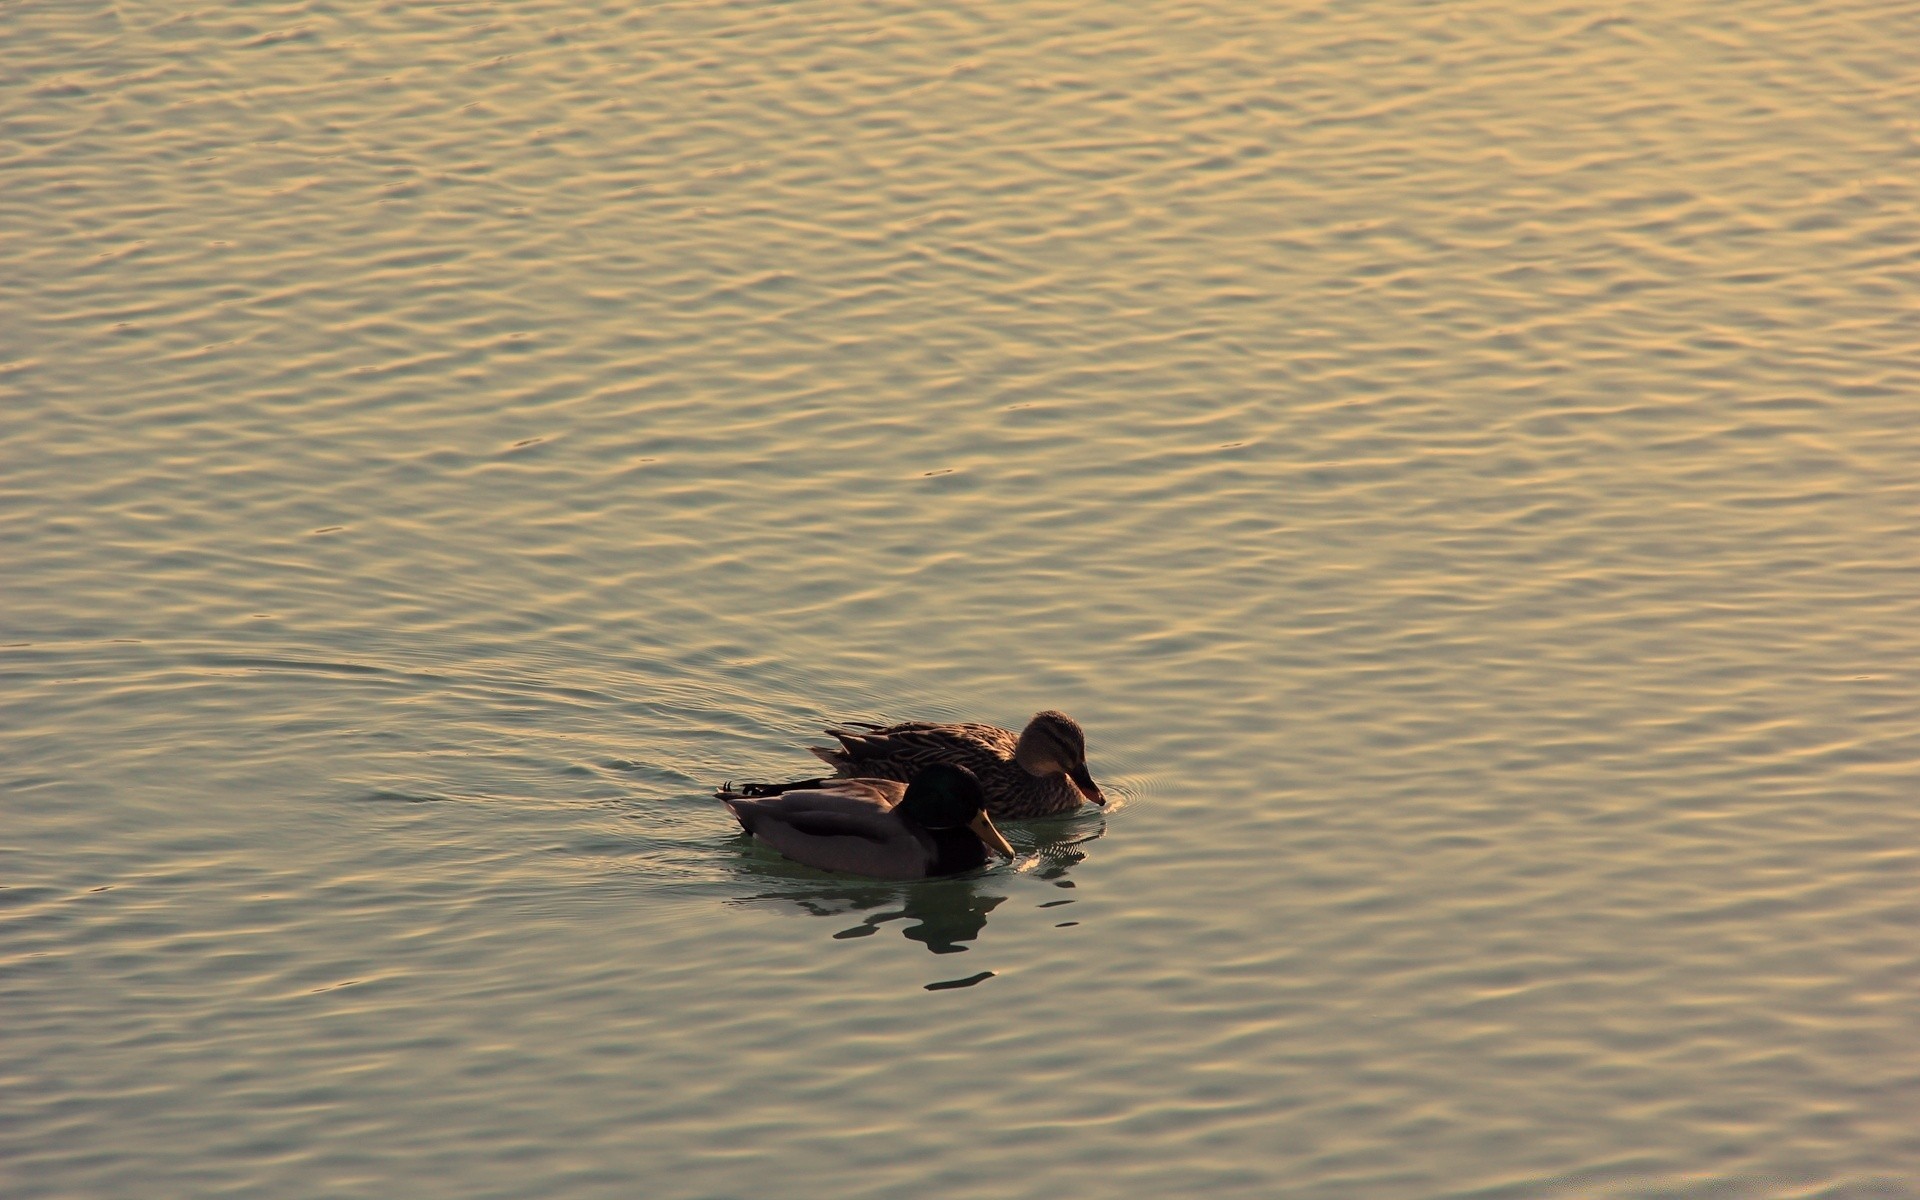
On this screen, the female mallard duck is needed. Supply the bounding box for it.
[718,763,1015,880]
[796,710,1105,820]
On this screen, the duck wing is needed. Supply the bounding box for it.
[812,721,1017,778]
[734,777,904,813]
[721,780,934,880]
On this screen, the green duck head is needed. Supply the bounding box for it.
[898,763,1014,859]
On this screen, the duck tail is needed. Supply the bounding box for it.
[728,776,830,799]
[718,771,833,799]
[717,795,753,831]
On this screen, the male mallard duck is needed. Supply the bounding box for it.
[799,710,1105,820]
[718,763,1014,880]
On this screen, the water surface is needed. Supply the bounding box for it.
[5,1,1919,1196]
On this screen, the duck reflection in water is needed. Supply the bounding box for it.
[724,815,1103,955]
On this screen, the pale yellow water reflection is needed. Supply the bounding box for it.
[5,0,1919,1196]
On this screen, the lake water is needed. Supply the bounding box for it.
[5,1,1919,1196]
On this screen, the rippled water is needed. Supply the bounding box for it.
[6,1,1919,1196]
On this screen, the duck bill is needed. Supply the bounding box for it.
[1068,764,1106,806]
[969,811,1016,859]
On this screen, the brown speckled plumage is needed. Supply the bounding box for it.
[805,710,1104,820]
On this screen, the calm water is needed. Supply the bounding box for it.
[5,1,1919,1196]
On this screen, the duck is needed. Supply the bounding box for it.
[795,709,1106,820]
[717,762,1015,880]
